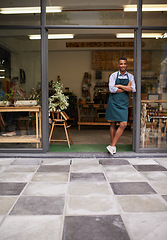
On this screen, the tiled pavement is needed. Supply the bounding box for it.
[0,157,167,240]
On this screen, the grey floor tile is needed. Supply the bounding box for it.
[71,164,102,173]
[69,182,112,196]
[154,158,167,168]
[42,158,71,165]
[110,182,156,195]
[70,173,106,182]
[0,197,17,214]
[0,172,34,182]
[37,165,70,172]
[116,195,167,212]
[133,165,167,171]
[99,159,130,165]
[32,172,69,183]
[0,183,26,196]
[106,172,145,182]
[0,216,63,240]
[122,212,167,240]
[0,166,7,173]
[0,215,4,224]
[0,159,16,166]
[63,215,130,240]
[148,181,167,195]
[102,165,137,172]
[4,165,39,172]
[127,158,159,165]
[162,195,167,202]
[66,196,119,215]
[22,182,67,196]
[71,158,99,165]
[10,196,65,215]
[12,159,42,165]
[140,172,167,181]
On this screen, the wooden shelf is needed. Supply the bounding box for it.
[0,106,41,148]
[78,122,110,126]
[0,135,41,143]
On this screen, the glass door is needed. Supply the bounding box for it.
[47,28,135,152]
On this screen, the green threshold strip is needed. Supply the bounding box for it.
[49,144,132,152]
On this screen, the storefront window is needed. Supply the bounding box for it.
[46,0,137,26]
[140,33,167,148]
[0,0,40,25]
[0,29,41,149]
[142,0,167,27]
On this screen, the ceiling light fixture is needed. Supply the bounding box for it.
[0,6,62,14]
[116,33,163,38]
[124,4,167,12]
[29,34,74,40]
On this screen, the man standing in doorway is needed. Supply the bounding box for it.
[105,57,136,155]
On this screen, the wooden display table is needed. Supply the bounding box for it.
[77,103,109,130]
[77,102,133,130]
[0,106,41,148]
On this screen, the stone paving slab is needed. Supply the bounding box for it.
[0,157,167,240]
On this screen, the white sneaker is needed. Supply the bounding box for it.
[106,145,116,155]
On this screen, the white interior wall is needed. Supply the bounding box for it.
[11,51,41,94]
[48,50,111,100]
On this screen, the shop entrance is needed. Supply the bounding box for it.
[48,30,135,153]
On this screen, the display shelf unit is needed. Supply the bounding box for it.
[0,106,41,148]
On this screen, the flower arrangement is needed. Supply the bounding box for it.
[49,81,69,112]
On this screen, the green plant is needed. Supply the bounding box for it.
[49,81,69,112]
[6,88,14,101]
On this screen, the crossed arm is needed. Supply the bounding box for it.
[115,81,132,93]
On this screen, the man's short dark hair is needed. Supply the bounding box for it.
[118,57,127,63]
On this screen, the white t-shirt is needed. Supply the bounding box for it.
[109,71,136,93]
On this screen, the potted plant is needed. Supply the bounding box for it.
[14,87,41,106]
[0,88,14,106]
[49,81,69,112]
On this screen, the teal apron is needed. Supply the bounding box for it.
[105,72,129,122]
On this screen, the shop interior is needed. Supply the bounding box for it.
[0,1,167,151]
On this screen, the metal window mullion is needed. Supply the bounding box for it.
[41,0,49,152]
[46,25,138,30]
[142,26,167,31]
[133,30,137,151]
[135,0,142,152]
